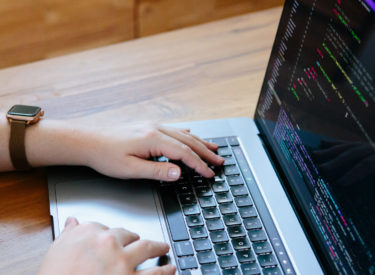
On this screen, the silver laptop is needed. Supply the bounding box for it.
[48,0,375,274]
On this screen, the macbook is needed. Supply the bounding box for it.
[48,0,375,274]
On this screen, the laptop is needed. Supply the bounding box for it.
[48,0,375,274]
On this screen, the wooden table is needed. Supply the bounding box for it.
[0,7,282,274]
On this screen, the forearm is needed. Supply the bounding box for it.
[0,114,92,172]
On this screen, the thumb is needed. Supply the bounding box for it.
[128,157,181,181]
[62,216,79,233]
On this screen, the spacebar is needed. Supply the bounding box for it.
[160,189,189,241]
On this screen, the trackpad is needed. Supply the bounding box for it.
[54,177,166,269]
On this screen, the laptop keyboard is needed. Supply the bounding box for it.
[158,137,287,275]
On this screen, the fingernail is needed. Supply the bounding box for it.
[217,155,225,162]
[168,167,180,180]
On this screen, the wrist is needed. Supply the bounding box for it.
[25,119,92,168]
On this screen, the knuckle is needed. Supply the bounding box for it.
[144,128,158,140]
[98,232,117,247]
[140,240,154,252]
[180,144,191,154]
[152,165,165,179]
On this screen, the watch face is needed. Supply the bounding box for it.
[8,105,41,117]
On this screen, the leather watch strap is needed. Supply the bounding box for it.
[9,119,31,170]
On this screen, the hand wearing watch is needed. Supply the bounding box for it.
[6,105,44,170]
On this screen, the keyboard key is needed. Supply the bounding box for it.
[258,254,278,268]
[201,263,221,275]
[160,189,189,241]
[179,194,197,205]
[193,238,212,252]
[223,214,242,226]
[228,226,246,238]
[212,181,229,193]
[199,197,216,208]
[202,207,220,219]
[197,251,216,264]
[189,226,208,239]
[178,256,198,270]
[186,215,204,227]
[239,206,257,218]
[237,250,256,263]
[227,175,244,186]
[223,268,241,275]
[207,138,227,148]
[243,218,262,230]
[235,196,253,207]
[241,262,261,275]
[174,241,194,256]
[210,230,229,243]
[216,192,233,203]
[232,237,251,250]
[253,241,272,255]
[214,242,233,255]
[218,255,238,268]
[206,219,225,231]
[195,187,213,197]
[231,185,248,196]
[228,137,240,146]
[262,267,282,275]
[248,229,267,242]
[182,204,200,216]
[223,156,236,166]
[219,203,237,214]
[224,165,240,176]
[181,271,191,275]
[195,178,210,188]
[218,147,232,156]
[176,185,193,194]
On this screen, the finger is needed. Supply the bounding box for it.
[136,264,176,275]
[126,156,182,181]
[164,126,218,151]
[123,240,170,267]
[62,216,79,233]
[160,127,223,166]
[151,134,215,178]
[190,133,219,151]
[107,228,140,247]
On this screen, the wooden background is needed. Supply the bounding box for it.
[0,0,283,69]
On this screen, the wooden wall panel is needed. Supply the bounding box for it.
[0,0,134,69]
[136,0,284,37]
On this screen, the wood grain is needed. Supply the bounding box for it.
[0,0,134,69]
[137,0,284,36]
[0,7,282,274]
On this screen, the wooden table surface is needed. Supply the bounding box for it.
[0,7,282,274]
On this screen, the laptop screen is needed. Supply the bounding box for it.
[254,0,375,274]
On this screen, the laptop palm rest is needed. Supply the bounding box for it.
[50,168,166,269]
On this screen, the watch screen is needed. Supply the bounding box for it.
[8,105,41,117]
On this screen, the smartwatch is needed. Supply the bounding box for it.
[6,105,44,170]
